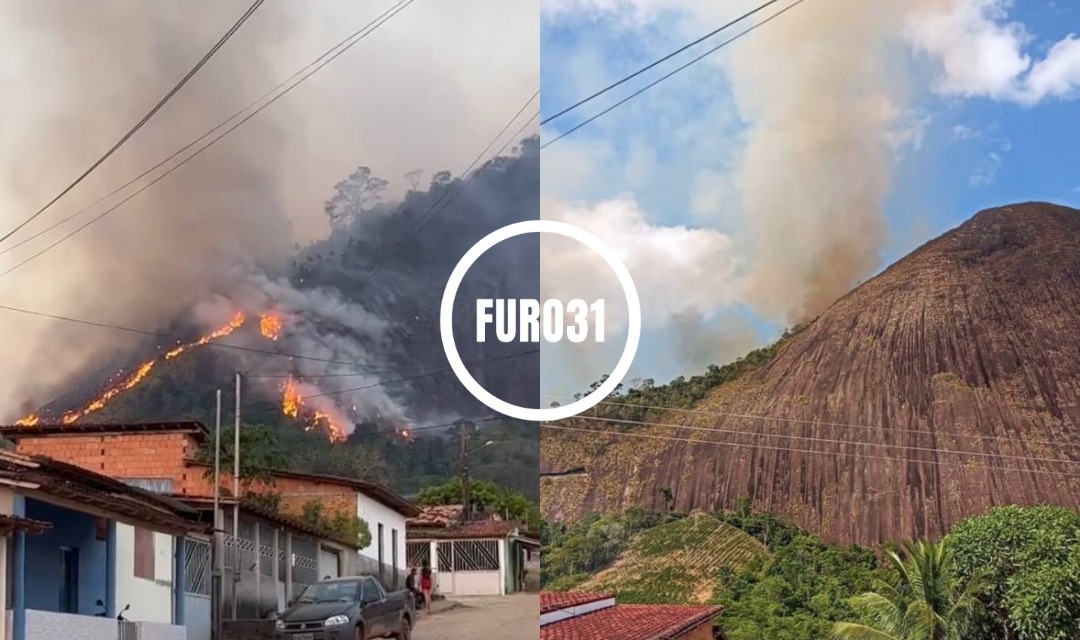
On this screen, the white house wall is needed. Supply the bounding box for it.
[355,494,407,574]
[114,523,174,624]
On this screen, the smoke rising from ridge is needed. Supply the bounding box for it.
[0,0,538,420]
[723,0,907,322]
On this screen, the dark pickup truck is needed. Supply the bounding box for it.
[274,575,414,640]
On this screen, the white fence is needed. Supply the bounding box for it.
[23,610,185,640]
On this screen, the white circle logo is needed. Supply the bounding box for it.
[440,219,641,422]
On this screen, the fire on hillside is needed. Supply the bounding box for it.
[14,309,364,443]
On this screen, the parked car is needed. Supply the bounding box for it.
[275,574,414,640]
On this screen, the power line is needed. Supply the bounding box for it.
[0,0,420,279]
[541,0,808,149]
[0,0,414,260]
[240,91,538,379]
[0,302,380,367]
[540,0,785,127]
[364,96,539,281]
[0,0,266,247]
[238,349,538,409]
[557,413,1080,469]
[540,422,1080,480]
[298,349,539,400]
[543,394,1080,451]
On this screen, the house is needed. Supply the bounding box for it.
[0,449,207,640]
[405,505,540,596]
[1,422,419,633]
[540,592,725,640]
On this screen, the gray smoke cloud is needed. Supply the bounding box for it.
[0,0,537,420]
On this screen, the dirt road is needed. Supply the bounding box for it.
[413,594,539,640]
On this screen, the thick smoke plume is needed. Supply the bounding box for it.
[723,0,907,323]
[0,0,537,421]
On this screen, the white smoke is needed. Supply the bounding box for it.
[191,269,411,435]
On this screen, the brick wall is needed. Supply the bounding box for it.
[182,463,356,516]
[15,432,198,492]
[15,433,357,518]
[271,477,356,518]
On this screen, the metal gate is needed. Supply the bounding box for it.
[434,540,502,596]
[184,538,212,640]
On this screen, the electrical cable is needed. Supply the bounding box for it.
[541,0,809,148]
[540,0,785,127]
[0,302,381,367]
[0,0,266,247]
[541,393,1080,451]
[0,0,419,279]
[552,413,1080,468]
[540,422,1080,479]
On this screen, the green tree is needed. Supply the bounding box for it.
[417,477,541,529]
[832,540,984,640]
[194,424,288,487]
[946,505,1080,640]
[301,500,372,549]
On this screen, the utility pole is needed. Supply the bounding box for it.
[458,420,472,522]
[212,389,222,640]
[232,372,241,620]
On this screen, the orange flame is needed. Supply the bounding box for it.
[21,311,248,426]
[60,360,156,424]
[259,312,283,341]
[280,377,347,443]
[282,377,302,419]
[166,311,246,359]
[15,414,39,427]
[312,410,347,443]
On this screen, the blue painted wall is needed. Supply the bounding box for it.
[24,499,108,615]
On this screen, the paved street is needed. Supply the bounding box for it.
[413,594,539,640]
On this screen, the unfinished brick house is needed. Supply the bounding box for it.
[2,422,419,630]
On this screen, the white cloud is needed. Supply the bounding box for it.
[906,0,1080,105]
[540,195,744,334]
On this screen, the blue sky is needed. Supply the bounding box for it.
[539,0,1080,400]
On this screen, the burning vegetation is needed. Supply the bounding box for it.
[259,311,283,340]
[16,308,353,443]
[281,376,347,443]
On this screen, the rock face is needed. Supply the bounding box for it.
[541,202,1080,545]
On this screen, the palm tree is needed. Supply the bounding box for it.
[832,539,985,640]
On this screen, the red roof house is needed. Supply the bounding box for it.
[540,591,724,640]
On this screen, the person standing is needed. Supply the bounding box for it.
[405,567,421,607]
[420,562,434,614]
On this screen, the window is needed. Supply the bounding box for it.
[391,529,399,574]
[134,528,155,580]
[377,523,385,570]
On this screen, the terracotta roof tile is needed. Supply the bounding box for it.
[407,504,464,527]
[540,592,613,614]
[407,519,517,539]
[541,604,724,640]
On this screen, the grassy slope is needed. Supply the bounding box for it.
[574,512,767,604]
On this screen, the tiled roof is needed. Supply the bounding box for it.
[541,604,724,640]
[407,504,465,527]
[0,450,205,533]
[185,460,420,517]
[540,592,613,614]
[0,514,53,535]
[1,421,209,442]
[407,518,518,540]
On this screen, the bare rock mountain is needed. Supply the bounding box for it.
[541,202,1080,545]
